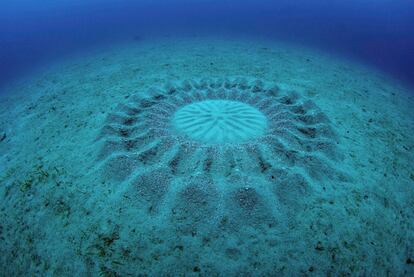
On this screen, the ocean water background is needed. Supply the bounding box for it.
[1,1,414,275]
[1,0,414,91]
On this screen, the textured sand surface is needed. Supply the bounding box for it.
[0,38,413,276]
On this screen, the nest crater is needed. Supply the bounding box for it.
[96,77,349,228]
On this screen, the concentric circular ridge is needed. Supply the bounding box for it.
[95,77,349,230]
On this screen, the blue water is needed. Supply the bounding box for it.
[1,0,414,89]
[1,2,414,275]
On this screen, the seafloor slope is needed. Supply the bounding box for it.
[0,38,413,276]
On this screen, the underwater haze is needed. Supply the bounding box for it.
[1,0,414,89]
[1,0,414,276]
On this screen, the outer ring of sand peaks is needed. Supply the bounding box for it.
[172,100,267,144]
[95,78,348,230]
[97,78,343,184]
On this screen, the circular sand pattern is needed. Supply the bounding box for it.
[172,100,267,144]
[96,78,348,230]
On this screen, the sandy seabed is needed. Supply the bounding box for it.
[0,38,413,276]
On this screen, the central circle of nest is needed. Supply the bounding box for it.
[172,100,267,144]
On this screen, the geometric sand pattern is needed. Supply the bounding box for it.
[172,100,267,144]
[96,77,348,230]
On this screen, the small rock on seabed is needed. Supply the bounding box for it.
[0,132,6,142]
